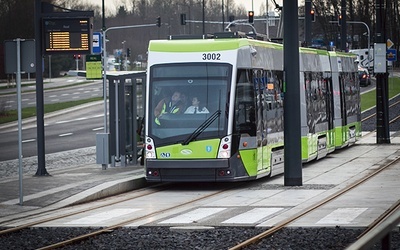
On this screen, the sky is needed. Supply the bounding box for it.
[88,0,284,16]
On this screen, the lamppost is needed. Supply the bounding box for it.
[330,20,371,69]
[122,40,126,71]
[222,0,225,30]
[202,0,205,34]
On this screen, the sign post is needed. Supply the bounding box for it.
[86,54,102,79]
[4,38,37,205]
[92,32,102,54]
[386,49,397,62]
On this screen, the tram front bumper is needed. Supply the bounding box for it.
[145,159,232,182]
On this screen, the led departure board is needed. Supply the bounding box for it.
[43,17,93,54]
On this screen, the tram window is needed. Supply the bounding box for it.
[235,70,256,136]
[148,63,231,142]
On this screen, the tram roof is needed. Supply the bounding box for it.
[149,39,332,58]
[148,35,283,53]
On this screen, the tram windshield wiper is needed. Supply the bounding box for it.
[181,110,221,145]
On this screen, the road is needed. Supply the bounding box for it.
[1,77,103,110]
[0,77,107,161]
[0,102,104,161]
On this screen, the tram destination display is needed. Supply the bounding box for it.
[42,17,93,54]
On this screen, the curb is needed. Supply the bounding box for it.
[62,176,147,207]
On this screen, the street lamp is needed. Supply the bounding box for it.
[329,20,371,70]
[122,40,126,71]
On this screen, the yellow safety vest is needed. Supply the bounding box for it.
[155,102,180,125]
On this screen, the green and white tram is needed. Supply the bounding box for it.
[144,32,361,182]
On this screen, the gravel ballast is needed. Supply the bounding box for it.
[1,227,399,249]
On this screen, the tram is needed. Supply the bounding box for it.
[143,32,361,182]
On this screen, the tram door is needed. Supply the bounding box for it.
[325,75,335,148]
[235,70,259,173]
[253,70,269,172]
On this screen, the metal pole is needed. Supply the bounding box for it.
[329,21,370,67]
[115,80,120,162]
[284,0,303,186]
[102,30,108,134]
[202,0,205,35]
[16,38,23,205]
[375,0,390,143]
[266,0,269,38]
[305,0,312,46]
[49,55,52,82]
[122,40,126,71]
[34,0,48,176]
[222,0,224,31]
[102,0,105,31]
[340,0,347,51]
[102,29,108,170]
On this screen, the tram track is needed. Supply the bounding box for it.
[4,153,396,250]
[1,98,399,249]
[228,155,400,250]
[0,183,168,235]
[35,183,245,250]
[0,182,247,249]
[361,99,400,124]
[357,199,400,239]
[361,98,400,140]
[0,144,398,250]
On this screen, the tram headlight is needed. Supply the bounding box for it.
[218,136,231,158]
[146,151,156,158]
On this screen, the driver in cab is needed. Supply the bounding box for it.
[154,91,185,125]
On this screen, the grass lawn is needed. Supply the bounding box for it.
[360,77,400,112]
[0,97,102,124]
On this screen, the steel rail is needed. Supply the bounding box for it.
[361,99,400,123]
[0,183,166,235]
[35,185,243,250]
[356,199,400,239]
[346,204,400,250]
[229,156,400,250]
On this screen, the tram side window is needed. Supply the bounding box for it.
[235,70,256,136]
[264,70,284,134]
[344,71,360,117]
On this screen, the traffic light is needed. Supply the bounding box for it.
[338,15,342,26]
[180,13,186,25]
[156,16,161,27]
[127,48,131,57]
[73,54,81,59]
[248,11,254,23]
[310,9,315,22]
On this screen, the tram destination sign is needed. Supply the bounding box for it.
[42,17,93,54]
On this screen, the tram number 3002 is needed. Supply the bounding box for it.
[202,53,221,60]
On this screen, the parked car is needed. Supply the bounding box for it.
[358,66,371,87]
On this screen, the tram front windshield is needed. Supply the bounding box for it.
[148,63,231,146]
